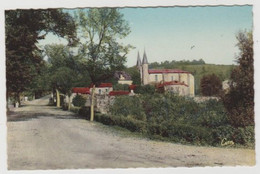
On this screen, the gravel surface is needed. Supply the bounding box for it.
[7,95,255,170]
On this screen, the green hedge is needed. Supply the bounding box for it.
[72,95,86,107]
[106,94,254,147]
[95,113,147,133]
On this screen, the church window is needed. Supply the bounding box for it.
[171,76,174,81]
[99,89,102,95]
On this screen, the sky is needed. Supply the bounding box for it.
[39,6,253,67]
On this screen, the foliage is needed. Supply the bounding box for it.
[109,95,146,121]
[113,84,129,91]
[103,93,254,146]
[200,74,222,96]
[5,9,77,103]
[125,67,141,85]
[222,31,254,127]
[45,44,89,96]
[149,59,206,69]
[134,84,155,94]
[95,113,147,133]
[75,8,133,84]
[78,106,91,120]
[72,95,86,107]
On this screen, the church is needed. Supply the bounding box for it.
[136,51,195,96]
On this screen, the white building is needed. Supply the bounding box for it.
[136,50,195,96]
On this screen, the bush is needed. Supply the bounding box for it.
[78,106,91,120]
[95,113,147,133]
[147,121,213,145]
[72,95,86,107]
[134,84,155,94]
[70,106,80,114]
[109,95,146,121]
[113,84,129,91]
[232,126,255,145]
[196,100,229,128]
[98,93,254,147]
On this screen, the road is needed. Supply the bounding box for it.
[7,95,255,170]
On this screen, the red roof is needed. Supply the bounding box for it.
[72,87,90,94]
[109,91,130,96]
[149,69,191,74]
[90,83,113,88]
[157,81,188,88]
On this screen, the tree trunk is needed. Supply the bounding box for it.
[56,89,60,107]
[68,94,71,111]
[90,85,95,121]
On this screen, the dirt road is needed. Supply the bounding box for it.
[7,95,255,170]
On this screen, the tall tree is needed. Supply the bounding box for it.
[5,9,77,105]
[222,31,254,127]
[75,8,132,121]
[45,44,88,109]
[200,74,222,96]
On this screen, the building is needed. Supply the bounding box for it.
[114,71,133,85]
[136,50,195,96]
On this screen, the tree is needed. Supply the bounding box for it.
[200,74,222,96]
[75,8,132,121]
[51,67,76,110]
[45,44,86,110]
[125,67,141,85]
[5,9,77,105]
[222,31,254,127]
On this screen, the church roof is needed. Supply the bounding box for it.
[142,50,148,64]
[148,69,191,74]
[136,51,141,67]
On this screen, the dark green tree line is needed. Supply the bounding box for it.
[5,9,77,104]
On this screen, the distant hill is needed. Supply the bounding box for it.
[143,60,236,95]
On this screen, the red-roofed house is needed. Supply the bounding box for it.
[136,50,195,96]
[71,87,90,94]
[90,83,113,95]
[109,91,130,96]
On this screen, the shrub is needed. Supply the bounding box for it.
[95,113,147,133]
[72,95,86,107]
[211,125,236,145]
[78,106,91,120]
[147,121,213,145]
[113,84,129,91]
[196,100,229,128]
[212,125,255,146]
[232,126,255,145]
[109,95,146,121]
[70,106,80,114]
[134,84,155,94]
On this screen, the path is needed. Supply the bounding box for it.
[7,95,255,170]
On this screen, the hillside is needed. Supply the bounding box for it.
[142,60,236,95]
